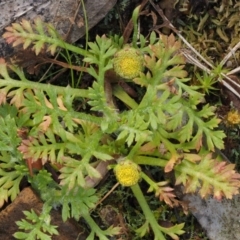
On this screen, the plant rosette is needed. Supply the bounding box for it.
[113,47,144,79]
[114,159,141,187]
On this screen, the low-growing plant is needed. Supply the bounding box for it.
[0,6,239,240]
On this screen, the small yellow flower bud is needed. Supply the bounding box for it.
[114,160,141,187]
[226,110,240,125]
[113,47,144,79]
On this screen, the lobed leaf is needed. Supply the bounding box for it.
[14,207,58,240]
[175,153,240,199]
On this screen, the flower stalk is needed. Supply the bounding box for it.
[130,183,166,240]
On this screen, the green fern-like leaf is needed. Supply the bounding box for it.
[134,34,187,87]
[88,81,118,120]
[18,130,65,164]
[0,112,28,207]
[20,86,101,134]
[59,157,100,189]
[3,18,87,56]
[84,35,118,122]
[60,185,98,221]
[63,190,121,240]
[175,153,240,199]
[85,35,117,65]
[177,103,225,151]
[0,114,20,151]
[84,35,117,83]
[13,205,58,240]
[117,110,152,146]
[59,131,112,190]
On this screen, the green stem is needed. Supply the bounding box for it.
[81,212,108,240]
[141,172,157,186]
[130,183,166,240]
[61,39,86,57]
[98,56,107,87]
[132,6,141,48]
[128,139,145,159]
[75,0,89,88]
[113,85,138,109]
[133,156,167,167]
[81,0,89,46]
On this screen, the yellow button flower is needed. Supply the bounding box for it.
[226,110,240,125]
[114,160,141,187]
[113,47,144,79]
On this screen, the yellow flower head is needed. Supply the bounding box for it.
[113,47,144,79]
[226,110,240,125]
[114,160,141,187]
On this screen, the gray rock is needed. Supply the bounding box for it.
[184,194,240,240]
